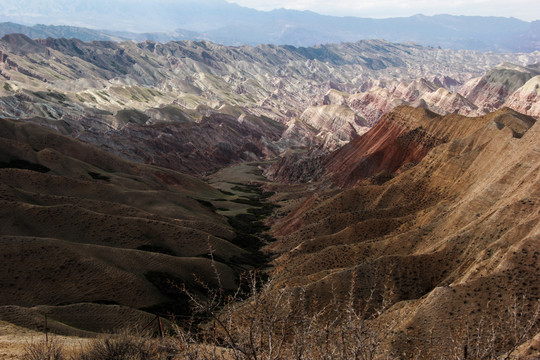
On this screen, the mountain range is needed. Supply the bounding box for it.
[0,22,539,358]
[1,34,538,173]
[0,0,539,51]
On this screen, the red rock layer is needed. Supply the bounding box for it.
[323,105,492,187]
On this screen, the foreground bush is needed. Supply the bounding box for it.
[23,339,65,360]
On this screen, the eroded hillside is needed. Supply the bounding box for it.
[1,35,539,173]
[267,106,539,357]
[0,117,280,336]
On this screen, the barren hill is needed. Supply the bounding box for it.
[0,116,273,333]
[267,106,539,356]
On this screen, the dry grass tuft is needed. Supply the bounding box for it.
[77,331,163,360]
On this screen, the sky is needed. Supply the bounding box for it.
[225,0,540,21]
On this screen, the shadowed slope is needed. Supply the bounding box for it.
[0,117,250,333]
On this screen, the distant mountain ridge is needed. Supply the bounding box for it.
[0,0,539,52]
[0,22,208,44]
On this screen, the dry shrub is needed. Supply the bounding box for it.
[170,269,540,360]
[23,338,65,360]
[22,274,539,359]
[172,271,395,360]
[77,330,166,360]
[445,298,540,360]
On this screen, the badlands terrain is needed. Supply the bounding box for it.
[0,33,539,358]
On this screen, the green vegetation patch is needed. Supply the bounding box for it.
[3,82,13,92]
[222,183,279,269]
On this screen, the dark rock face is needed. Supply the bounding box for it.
[265,150,325,184]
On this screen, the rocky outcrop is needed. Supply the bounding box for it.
[323,77,481,129]
[503,75,540,118]
[264,150,326,184]
[390,78,439,102]
[268,106,532,187]
[323,106,493,186]
[417,87,478,115]
[347,87,406,126]
[322,89,348,106]
[315,62,540,138]
[297,104,369,150]
[0,35,537,124]
[0,36,538,177]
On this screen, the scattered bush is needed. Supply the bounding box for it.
[3,82,13,92]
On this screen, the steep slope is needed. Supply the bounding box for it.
[84,110,286,176]
[268,106,505,186]
[325,106,504,186]
[321,77,482,131]
[268,107,539,357]
[416,87,478,116]
[1,36,535,176]
[346,87,406,126]
[0,35,536,123]
[294,62,539,159]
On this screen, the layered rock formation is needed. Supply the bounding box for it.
[268,106,498,185]
[295,62,540,164]
[0,35,538,175]
[85,109,287,176]
[298,104,369,150]
[461,62,540,115]
[0,32,539,357]
[504,75,540,116]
